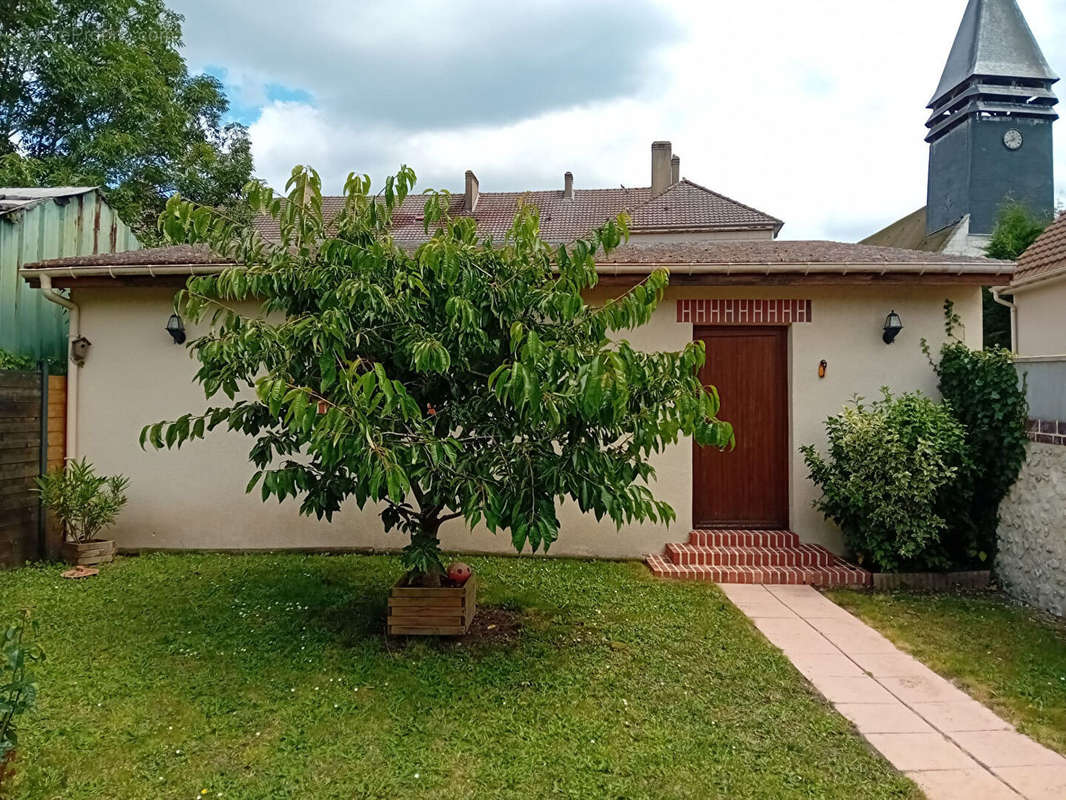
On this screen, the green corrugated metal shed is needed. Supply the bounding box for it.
[0,187,140,360]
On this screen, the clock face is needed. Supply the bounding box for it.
[1004,129,1024,151]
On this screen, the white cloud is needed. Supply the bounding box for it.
[192,0,1066,240]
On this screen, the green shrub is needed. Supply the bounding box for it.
[0,611,45,767]
[35,459,129,544]
[802,390,971,572]
[0,348,67,375]
[0,349,34,372]
[925,313,1029,565]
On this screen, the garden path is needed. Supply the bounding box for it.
[723,584,1065,800]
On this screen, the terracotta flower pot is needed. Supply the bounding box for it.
[387,575,477,636]
[60,538,116,567]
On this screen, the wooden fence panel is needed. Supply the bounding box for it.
[0,370,66,566]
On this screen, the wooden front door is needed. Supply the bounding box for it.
[693,326,789,529]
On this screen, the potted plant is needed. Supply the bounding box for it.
[1,611,44,791]
[36,459,129,566]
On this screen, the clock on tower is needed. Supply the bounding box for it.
[925,0,1058,237]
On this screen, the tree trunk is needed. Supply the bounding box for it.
[413,514,444,588]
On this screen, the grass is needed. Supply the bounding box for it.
[828,588,1066,755]
[0,553,920,800]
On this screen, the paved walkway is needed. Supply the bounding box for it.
[721,583,1066,800]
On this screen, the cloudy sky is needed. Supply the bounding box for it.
[172,0,1064,241]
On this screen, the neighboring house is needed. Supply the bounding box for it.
[20,141,1012,581]
[252,142,784,246]
[863,0,1058,257]
[1008,211,1066,359]
[995,213,1066,616]
[0,187,140,360]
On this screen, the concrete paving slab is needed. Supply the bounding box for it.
[906,768,1022,800]
[836,703,936,734]
[865,732,979,771]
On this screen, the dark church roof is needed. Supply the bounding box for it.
[930,0,1058,106]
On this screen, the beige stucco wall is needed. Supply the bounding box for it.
[69,282,981,559]
[1015,275,1066,357]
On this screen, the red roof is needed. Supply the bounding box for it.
[251,179,783,245]
[1014,212,1066,286]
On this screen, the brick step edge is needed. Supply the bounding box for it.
[666,542,836,567]
[645,553,872,587]
[689,530,799,548]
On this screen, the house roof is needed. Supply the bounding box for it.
[597,239,1010,273]
[1013,212,1066,288]
[859,207,966,253]
[0,186,99,217]
[251,179,784,245]
[21,238,1012,285]
[930,0,1058,107]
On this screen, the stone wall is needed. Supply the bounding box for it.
[998,441,1066,617]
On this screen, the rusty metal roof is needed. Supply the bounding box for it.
[0,186,98,217]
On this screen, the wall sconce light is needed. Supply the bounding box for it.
[165,313,186,344]
[818,360,827,379]
[882,310,904,345]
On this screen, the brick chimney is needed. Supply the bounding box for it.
[651,141,672,195]
[563,171,574,200]
[464,170,479,212]
[671,155,680,185]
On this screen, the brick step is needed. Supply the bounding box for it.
[645,553,871,587]
[665,542,836,568]
[688,529,799,548]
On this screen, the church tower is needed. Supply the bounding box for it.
[926,0,1058,238]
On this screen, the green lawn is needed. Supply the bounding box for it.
[828,588,1066,756]
[1,554,919,800]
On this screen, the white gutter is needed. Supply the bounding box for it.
[1009,267,1066,293]
[38,275,79,462]
[594,262,1013,277]
[990,286,1018,353]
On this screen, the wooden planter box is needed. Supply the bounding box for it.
[60,539,116,567]
[387,575,477,636]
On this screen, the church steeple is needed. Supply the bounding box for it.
[930,0,1058,108]
[925,0,1058,237]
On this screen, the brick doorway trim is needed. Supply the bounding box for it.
[676,299,812,325]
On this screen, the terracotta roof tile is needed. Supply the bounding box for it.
[599,239,1011,269]
[1013,212,1066,285]
[24,239,1010,277]
[22,244,229,269]
[251,179,782,245]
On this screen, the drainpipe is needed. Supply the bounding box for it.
[38,275,78,462]
[990,286,1017,354]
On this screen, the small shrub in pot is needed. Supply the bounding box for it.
[35,459,129,566]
